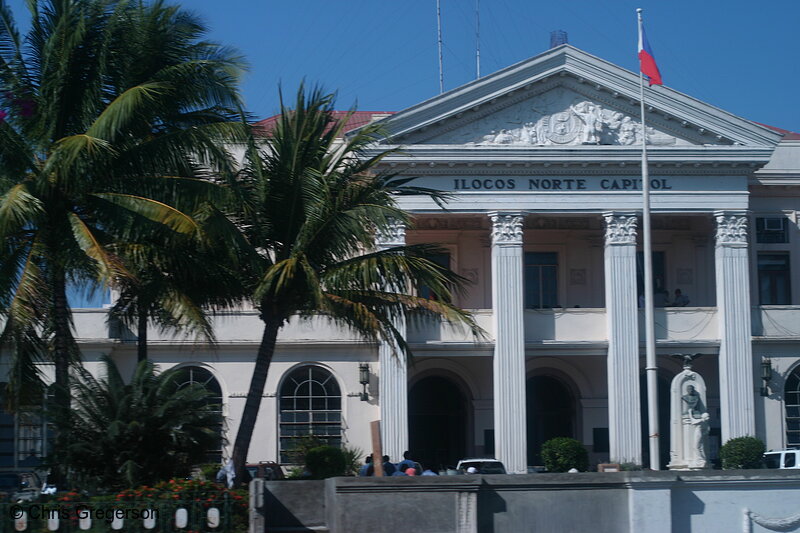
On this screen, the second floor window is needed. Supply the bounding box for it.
[419,252,451,300]
[525,252,558,309]
[756,217,789,244]
[758,253,791,305]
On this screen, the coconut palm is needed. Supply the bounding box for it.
[108,235,246,362]
[53,355,222,489]
[227,85,481,483]
[0,0,246,407]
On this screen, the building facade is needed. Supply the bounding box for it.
[3,45,800,473]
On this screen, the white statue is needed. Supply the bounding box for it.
[668,356,710,470]
[618,116,638,145]
[570,101,602,144]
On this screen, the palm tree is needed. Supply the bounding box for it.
[0,1,246,409]
[108,231,245,362]
[227,85,481,483]
[53,355,222,489]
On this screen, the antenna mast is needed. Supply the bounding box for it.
[437,0,444,93]
[476,0,480,78]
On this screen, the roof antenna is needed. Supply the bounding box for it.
[437,0,444,93]
[550,30,568,49]
[475,0,481,79]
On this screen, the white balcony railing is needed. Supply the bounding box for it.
[752,306,800,337]
[524,308,607,342]
[68,306,800,346]
[641,307,719,342]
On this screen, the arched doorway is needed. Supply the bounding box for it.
[526,375,576,465]
[409,375,467,470]
[784,366,800,448]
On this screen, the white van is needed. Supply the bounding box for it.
[763,449,800,469]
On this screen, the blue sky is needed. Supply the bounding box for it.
[6,0,800,131]
[5,0,799,306]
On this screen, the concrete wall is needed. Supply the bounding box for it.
[258,471,800,533]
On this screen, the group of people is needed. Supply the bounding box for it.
[638,288,690,308]
[358,451,438,477]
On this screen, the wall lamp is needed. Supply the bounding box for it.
[359,364,370,401]
[760,357,773,397]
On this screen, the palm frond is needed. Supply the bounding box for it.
[90,193,200,235]
[67,212,129,283]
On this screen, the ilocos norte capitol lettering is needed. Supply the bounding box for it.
[452,177,673,191]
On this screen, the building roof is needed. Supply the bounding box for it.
[253,110,395,137]
[758,123,800,140]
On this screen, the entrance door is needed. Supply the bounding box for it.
[408,376,467,471]
[526,375,576,465]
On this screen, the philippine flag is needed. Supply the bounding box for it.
[638,23,663,86]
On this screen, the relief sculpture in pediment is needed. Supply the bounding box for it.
[474,100,674,146]
[430,88,686,146]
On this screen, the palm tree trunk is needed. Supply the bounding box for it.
[51,268,72,409]
[51,267,73,485]
[231,310,283,486]
[137,302,148,362]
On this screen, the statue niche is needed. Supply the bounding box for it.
[668,357,710,470]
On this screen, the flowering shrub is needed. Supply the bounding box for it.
[113,478,248,531]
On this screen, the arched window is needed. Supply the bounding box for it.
[786,368,800,447]
[279,366,342,463]
[171,366,224,463]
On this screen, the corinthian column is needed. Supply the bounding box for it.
[603,213,642,464]
[714,211,755,440]
[489,212,527,474]
[376,218,408,462]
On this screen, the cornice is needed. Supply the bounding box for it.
[369,146,771,176]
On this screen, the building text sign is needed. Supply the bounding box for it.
[451,177,672,191]
[403,175,746,194]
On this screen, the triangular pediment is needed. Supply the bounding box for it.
[414,85,697,147]
[364,45,781,150]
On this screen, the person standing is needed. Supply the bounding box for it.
[397,451,422,473]
[382,455,396,476]
[359,456,372,477]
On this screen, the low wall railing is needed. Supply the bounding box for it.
[0,497,238,532]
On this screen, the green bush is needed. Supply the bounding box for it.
[341,444,365,476]
[284,435,325,465]
[305,446,347,479]
[541,437,589,473]
[720,436,765,469]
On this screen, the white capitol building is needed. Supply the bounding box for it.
[4,45,800,474]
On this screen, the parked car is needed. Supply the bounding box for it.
[763,449,800,469]
[455,459,507,475]
[0,471,42,502]
[246,461,285,480]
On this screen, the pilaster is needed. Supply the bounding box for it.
[603,213,642,464]
[489,212,527,474]
[714,211,755,440]
[376,218,408,462]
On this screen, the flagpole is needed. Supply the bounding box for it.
[638,7,660,471]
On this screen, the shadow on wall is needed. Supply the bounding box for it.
[671,489,705,533]
[477,489,507,533]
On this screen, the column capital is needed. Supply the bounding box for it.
[713,211,748,247]
[603,212,638,245]
[488,212,524,246]
[375,217,406,248]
